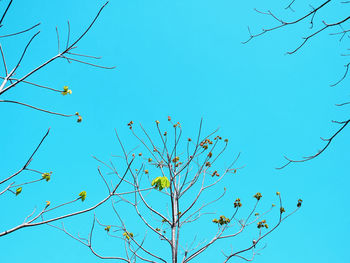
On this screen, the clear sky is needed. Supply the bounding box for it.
[1,0,349,262]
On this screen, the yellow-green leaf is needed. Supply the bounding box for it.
[42,172,52,182]
[61,86,72,96]
[79,191,87,201]
[151,176,170,191]
[123,231,133,240]
[16,187,22,196]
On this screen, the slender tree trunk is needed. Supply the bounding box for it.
[171,191,178,263]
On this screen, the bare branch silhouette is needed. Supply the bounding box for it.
[52,119,302,262]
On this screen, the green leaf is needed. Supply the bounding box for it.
[42,172,52,182]
[79,191,87,201]
[161,176,170,189]
[151,176,170,191]
[123,231,133,240]
[16,187,22,196]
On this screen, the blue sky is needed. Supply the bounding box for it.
[1,0,350,262]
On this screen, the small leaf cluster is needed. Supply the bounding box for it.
[234,198,242,208]
[42,172,52,182]
[253,192,262,201]
[75,112,82,123]
[200,138,213,150]
[211,170,219,177]
[127,121,133,129]
[79,191,87,201]
[173,122,181,128]
[257,220,268,229]
[172,156,182,167]
[123,231,134,240]
[61,85,72,96]
[297,199,303,207]
[212,215,231,225]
